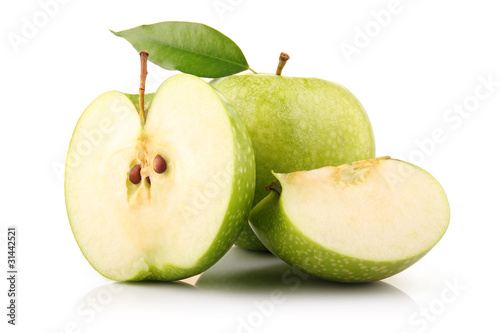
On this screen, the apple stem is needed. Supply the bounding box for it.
[265,181,282,196]
[275,52,290,75]
[139,50,149,125]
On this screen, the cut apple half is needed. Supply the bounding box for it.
[65,74,255,281]
[249,157,450,282]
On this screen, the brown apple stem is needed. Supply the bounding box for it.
[275,52,290,75]
[139,50,149,125]
[265,181,282,196]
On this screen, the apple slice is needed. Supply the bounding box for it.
[249,157,450,282]
[65,73,255,281]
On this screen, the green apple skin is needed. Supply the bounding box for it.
[248,159,450,283]
[249,193,425,283]
[65,74,255,281]
[212,74,375,250]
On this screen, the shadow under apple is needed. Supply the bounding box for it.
[196,247,416,300]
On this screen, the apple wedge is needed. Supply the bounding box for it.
[249,157,450,282]
[65,73,255,281]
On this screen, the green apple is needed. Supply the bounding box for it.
[211,54,375,251]
[249,157,450,282]
[65,55,255,281]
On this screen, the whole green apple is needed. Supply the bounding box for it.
[249,157,450,282]
[211,53,375,250]
[65,52,255,281]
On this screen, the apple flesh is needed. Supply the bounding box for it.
[212,74,375,250]
[249,157,450,282]
[65,74,255,281]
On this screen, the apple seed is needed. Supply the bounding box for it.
[153,154,167,174]
[146,176,151,184]
[129,164,142,184]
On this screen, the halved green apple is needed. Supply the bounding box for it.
[249,157,450,283]
[65,74,255,281]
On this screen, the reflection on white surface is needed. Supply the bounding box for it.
[59,247,420,333]
[196,247,415,297]
[198,247,418,333]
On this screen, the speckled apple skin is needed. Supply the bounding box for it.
[212,74,375,251]
[66,82,256,282]
[249,192,428,283]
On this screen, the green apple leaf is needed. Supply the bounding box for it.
[111,21,255,78]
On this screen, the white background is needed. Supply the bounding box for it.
[1,0,499,332]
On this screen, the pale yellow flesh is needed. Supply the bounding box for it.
[277,158,450,262]
[65,75,235,280]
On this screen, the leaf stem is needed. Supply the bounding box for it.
[275,52,290,75]
[139,50,149,125]
[249,67,258,74]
